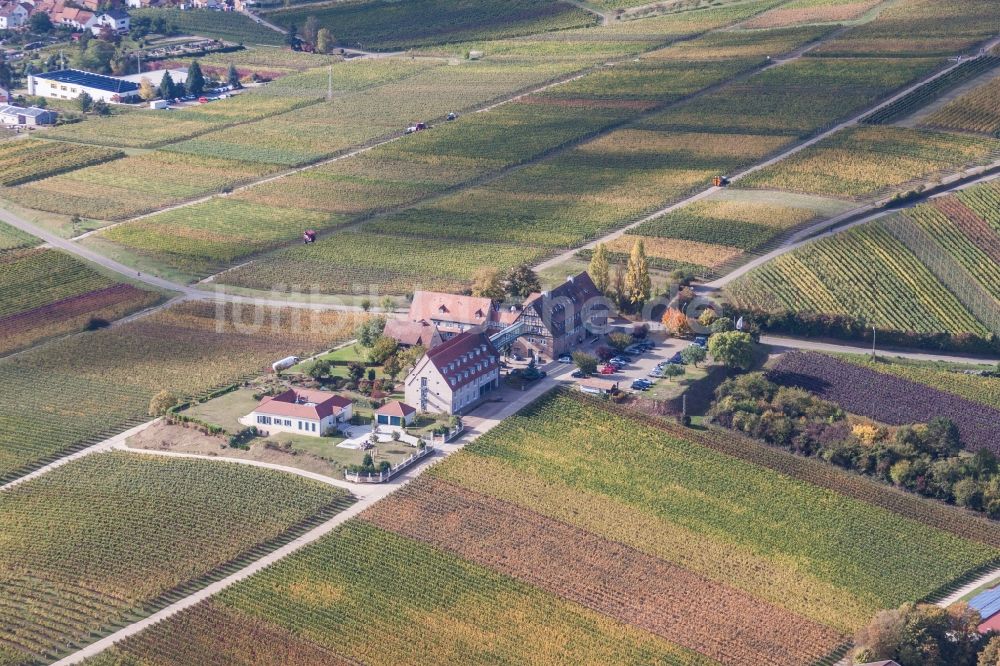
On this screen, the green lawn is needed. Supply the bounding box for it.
[185,388,260,433]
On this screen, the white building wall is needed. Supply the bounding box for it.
[249,406,351,437]
[28,75,136,103]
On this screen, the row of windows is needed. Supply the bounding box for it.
[256,415,317,432]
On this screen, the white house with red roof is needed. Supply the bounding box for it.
[244,388,352,437]
[404,331,500,415]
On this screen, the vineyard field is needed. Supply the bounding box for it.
[0,140,123,186]
[6,151,281,221]
[740,126,1000,199]
[742,0,880,29]
[131,7,286,44]
[860,55,1000,125]
[834,354,1000,411]
[164,59,584,166]
[0,301,365,482]
[89,391,1000,665]
[0,221,39,251]
[214,54,941,294]
[265,0,597,51]
[39,59,430,150]
[922,74,1000,136]
[100,521,713,666]
[0,452,351,665]
[810,0,1000,56]
[642,57,941,136]
[631,190,847,271]
[726,182,1000,338]
[216,231,547,295]
[725,221,990,335]
[0,248,160,354]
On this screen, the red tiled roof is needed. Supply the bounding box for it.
[409,291,495,330]
[425,330,498,391]
[980,613,1000,634]
[384,319,436,347]
[375,400,416,417]
[255,388,351,420]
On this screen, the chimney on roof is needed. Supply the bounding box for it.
[567,275,574,282]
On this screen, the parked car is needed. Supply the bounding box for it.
[668,352,685,364]
[557,354,572,363]
[611,356,630,365]
[600,365,616,375]
[571,369,586,378]
[631,379,651,391]
[694,336,708,348]
[625,344,644,354]
[648,369,664,378]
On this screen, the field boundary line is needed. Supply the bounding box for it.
[0,419,159,492]
[935,566,1000,607]
[115,443,360,492]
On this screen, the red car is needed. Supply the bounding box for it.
[600,365,616,375]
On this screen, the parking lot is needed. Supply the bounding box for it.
[567,333,706,397]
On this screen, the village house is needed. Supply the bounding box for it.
[0,2,29,29]
[506,272,608,360]
[28,69,140,103]
[0,103,57,125]
[91,8,130,34]
[382,319,441,350]
[53,6,95,30]
[244,388,352,438]
[407,291,508,339]
[404,330,500,415]
[374,400,416,428]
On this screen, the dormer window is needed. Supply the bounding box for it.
[438,304,448,313]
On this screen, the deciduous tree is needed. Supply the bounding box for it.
[589,243,610,294]
[471,267,505,301]
[680,344,706,367]
[623,239,650,309]
[661,308,691,337]
[148,390,177,416]
[138,76,156,101]
[316,28,334,54]
[708,331,753,370]
[226,62,241,89]
[504,263,541,300]
[571,351,597,376]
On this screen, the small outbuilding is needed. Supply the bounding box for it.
[246,388,352,437]
[375,401,416,427]
[0,104,57,126]
[578,377,618,396]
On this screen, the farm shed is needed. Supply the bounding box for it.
[0,104,57,126]
[578,377,618,395]
[375,401,416,427]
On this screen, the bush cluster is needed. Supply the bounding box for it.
[709,373,1000,518]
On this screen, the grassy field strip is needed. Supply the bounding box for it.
[536,36,999,274]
